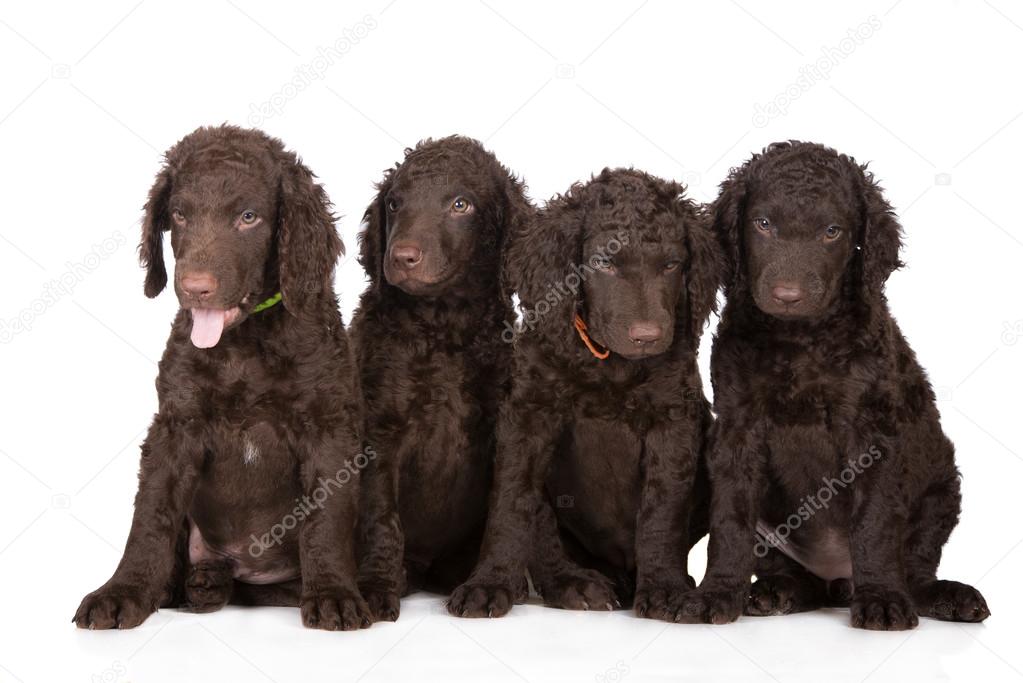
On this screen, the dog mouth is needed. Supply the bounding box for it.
[189,307,242,348]
[387,268,459,295]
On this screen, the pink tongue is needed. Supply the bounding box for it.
[190,309,228,348]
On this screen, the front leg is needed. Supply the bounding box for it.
[633,418,700,622]
[846,437,918,631]
[297,427,372,631]
[74,417,202,629]
[447,396,566,618]
[677,416,766,624]
[357,437,404,622]
[529,498,618,611]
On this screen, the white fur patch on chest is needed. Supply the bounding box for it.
[243,436,260,465]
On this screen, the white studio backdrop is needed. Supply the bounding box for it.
[0,1,1021,681]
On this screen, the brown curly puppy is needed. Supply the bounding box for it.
[353,136,532,621]
[447,168,720,620]
[678,141,990,630]
[73,125,370,631]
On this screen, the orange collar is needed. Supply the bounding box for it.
[573,314,610,360]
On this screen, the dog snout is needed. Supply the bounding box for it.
[771,281,804,305]
[180,271,219,302]
[628,321,664,345]
[390,243,424,271]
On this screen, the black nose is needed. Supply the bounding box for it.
[390,243,423,270]
[180,271,218,301]
[628,321,663,345]
[771,282,803,305]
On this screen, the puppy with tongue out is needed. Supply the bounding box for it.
[74,125,372,632]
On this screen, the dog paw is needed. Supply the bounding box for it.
[850,585,918,631]
[185,561,233,613]
[540,570,618,611]
[634,582,690,622]
[447,577,522,618]
[73,584,158,630]
[914,580,990,623]
[363,588,401,623]
[300,588,372,631]
[745,575,801,616]
[674,586,744,624]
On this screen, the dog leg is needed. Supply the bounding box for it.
[357,451,404,622]
[634,422,702,622]
[74,419,203,629]
[447,401,563,618]
[905,474,990,622]
[529,500,618,611]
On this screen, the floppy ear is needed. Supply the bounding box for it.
[140,166,172,298]
[277,154,343,316]
[504,189,585,339]
[356,170,393,297]
[495,170,534,303]
[710,166,748,295]
[856,164,904,296]
[682,199,723,340]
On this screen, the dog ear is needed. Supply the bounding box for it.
[495,169,534,304]
[504,188,585,339]
[140,166,172,298]
[682,198,723,340]
[357,170,394,297]
[277,153,343,316]
[710,165,748,294]
[856,164,904,295]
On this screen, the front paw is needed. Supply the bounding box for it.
[745,575,801,616]
[540,569,618,611]
[300,587,372,631]
[74,583,158,630]
[674,586,745,624]
[850,585,918,631]
[359,582,401,623]
[447,575,525,618]
[185,560,233,613]
[914,580,990,622]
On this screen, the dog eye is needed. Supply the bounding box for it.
[591,256,616,273]
[753,217,771,233]
[236,210,261,230]
[386,199,399,213]
[664,260,682,273]
[451,197,472,214]
[172,209,186,226]
[824,224,842,240]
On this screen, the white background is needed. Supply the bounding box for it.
[1,1,1021,681]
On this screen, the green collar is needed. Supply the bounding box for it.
[251,292,282,314]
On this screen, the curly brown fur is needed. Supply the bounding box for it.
[447,168,720,621]
[73,125,370,631]
[352,136,531,621]
[678,141,990,630]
